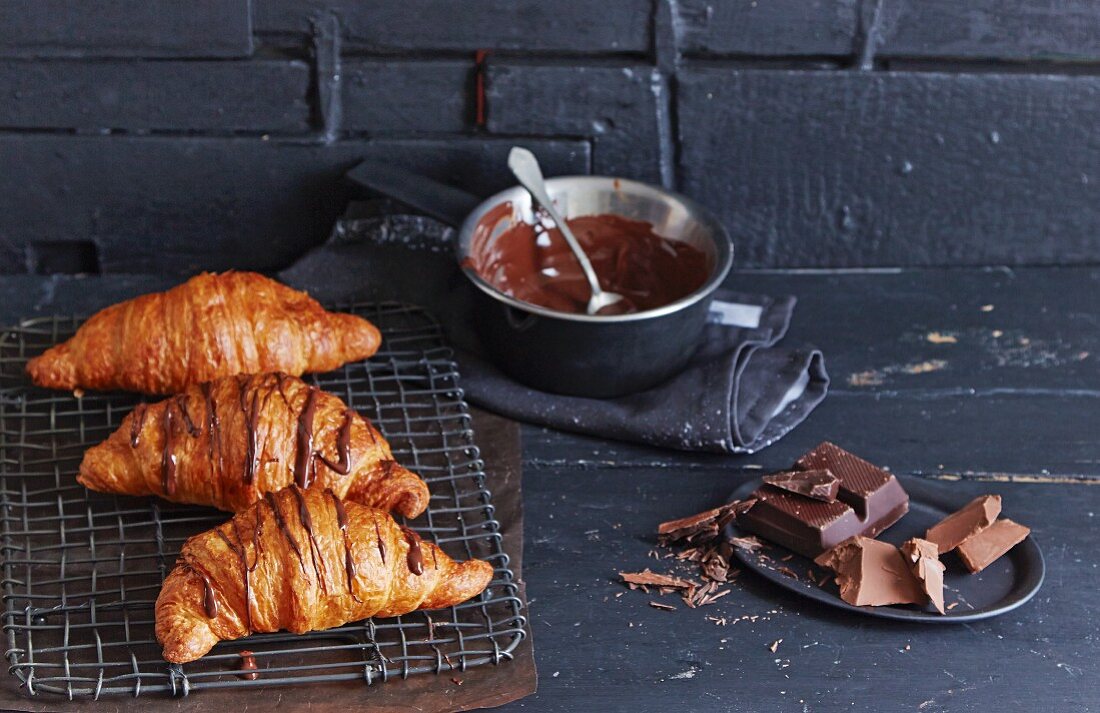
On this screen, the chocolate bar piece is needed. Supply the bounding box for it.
[795,442,909,531]
[956,518,1030,573]
[814,537,925,607]
[901,538,946,614]
[737,488,865,558]
[925,495,1001,554]
[762,469,839,502]
[738,443,909,557]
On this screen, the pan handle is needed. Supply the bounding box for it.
[346,160,485,228]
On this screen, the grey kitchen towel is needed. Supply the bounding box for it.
[281,207,829,454]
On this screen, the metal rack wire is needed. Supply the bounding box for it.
[0,302,525,699]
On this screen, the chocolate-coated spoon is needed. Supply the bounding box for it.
[507,147,624,315]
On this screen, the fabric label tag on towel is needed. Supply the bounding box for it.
[708,300,763,329]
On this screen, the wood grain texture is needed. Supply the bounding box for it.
[508,467,1097,712]
[0,60,310,131]
[522,267,1100,479]
[0,135,589,274]
[677,69,1100,267]
[0,0,252,58]
[254,0,651,52]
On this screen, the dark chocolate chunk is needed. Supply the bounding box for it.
[795,442,909,535]
[762,469,840,502]
[737,443,909,557]
[736,486,870,558]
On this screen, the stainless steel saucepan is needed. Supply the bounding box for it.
[348,159,733,398]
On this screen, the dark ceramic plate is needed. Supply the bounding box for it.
[726,475,1044,622]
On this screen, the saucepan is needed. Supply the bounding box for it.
[347,160,733,398]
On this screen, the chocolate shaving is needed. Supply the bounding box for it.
[649,601,676,611]
[619,569,697,590]
[657,499,754,546]
[729,536,764,551]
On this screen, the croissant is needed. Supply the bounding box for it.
[26,271,381,394]
[78,373,430,517]
[155,487,494,663]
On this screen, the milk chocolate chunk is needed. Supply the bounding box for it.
[956,518,1030,573]
[925,495,1001,554]
[795,442,909,535]
[762,469,840,502]
[815,537,925,607]
[901,538,946,614]
[737,487,864,558]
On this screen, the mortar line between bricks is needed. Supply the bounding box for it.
[653,0,679,189]
[678,55,1100,78]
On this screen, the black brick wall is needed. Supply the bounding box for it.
[0,0,1097,275]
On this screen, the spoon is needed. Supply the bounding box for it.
[507,147,624,315]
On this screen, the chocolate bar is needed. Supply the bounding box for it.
[925,495,1001,554]
[737,488,866,558]
[956,518,1030,573]
[738,443,909,557]
[795,442,909,529]
[814,537,925,607]
[762,469,839,502]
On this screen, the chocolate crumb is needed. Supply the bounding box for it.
[947,602,959,610]
[451,676,464,686]
[776,566,799,579]
[768,639,782,653]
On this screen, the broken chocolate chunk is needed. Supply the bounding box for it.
[762,469,840,502]
[924,494,1001,554]
[901,538,946,614]
[956,518,1030,573]
[814,536,925,607]
[795,442,909,531]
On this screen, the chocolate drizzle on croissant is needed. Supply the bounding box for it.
[80,373,430,516]
[155,488,494,664]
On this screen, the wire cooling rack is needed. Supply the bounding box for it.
[0,302,525,699]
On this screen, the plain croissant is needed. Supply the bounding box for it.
[26,271,381,394]
[79,373,430,517]
[155,487,494,663]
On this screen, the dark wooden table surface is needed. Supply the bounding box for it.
[1,267,1097,712]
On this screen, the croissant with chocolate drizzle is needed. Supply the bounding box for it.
[155,486,494,663]
[78,373,430,517]
[26,271,381,395]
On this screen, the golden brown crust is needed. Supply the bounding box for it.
[78,373,430,517]
[25,272,382,394]
[155,488,494,664]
